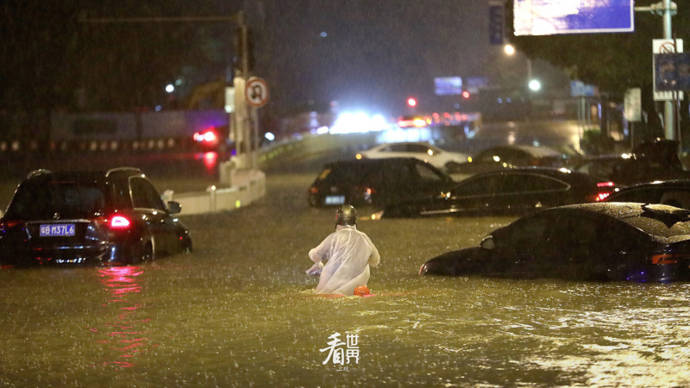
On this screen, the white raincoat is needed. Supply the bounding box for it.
[308,225,380,295]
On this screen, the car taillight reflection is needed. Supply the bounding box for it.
[594,192,611,202]
[597,181,615,188]
[109,215,131,230]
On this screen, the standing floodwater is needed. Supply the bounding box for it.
[1,173,688,386]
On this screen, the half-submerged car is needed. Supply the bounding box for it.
[606,179,690,209]
[377,167,614,218]
[445,144,566,177]
[0,167,191,266]
[355,141,469,171]
[419,203,690,282]
[308,158,455,207]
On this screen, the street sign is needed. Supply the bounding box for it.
[570,80,598,97]
[653,39,684,101]
[655,53,690,91]
[513,0,634,36]
[434,77,462,96]
[245,77,269,108]
[624,88,641,122]
[489,2,504,45]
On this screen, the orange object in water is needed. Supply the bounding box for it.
[354,285,370,296]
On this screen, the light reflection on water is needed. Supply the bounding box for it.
[96,266,149,368]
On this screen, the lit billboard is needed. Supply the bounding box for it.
[514,0,634,36]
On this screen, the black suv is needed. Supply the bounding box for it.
[308,158,455,207]
[0,167,191,266]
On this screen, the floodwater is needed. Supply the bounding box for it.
[1,173,689,387]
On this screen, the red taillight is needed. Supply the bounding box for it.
[651,253,683,265]
[597,181,615,188]
[309,186,319,194]
[0,220,21,229]
[594,192,611,202]
[193,130,219,145]
[109,215,131,230]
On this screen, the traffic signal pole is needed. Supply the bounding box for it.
[635,0,678,140]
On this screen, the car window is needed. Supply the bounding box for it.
[6,181,106,219]
[130,177,165,210]
[500,213,550,248]
[504,174,568,192]
[414,162,444,182]
[407,144,429,153]
[476,149,500,163]
[389,144,407,152]
[453,175,502,196]
[609,187,661,203]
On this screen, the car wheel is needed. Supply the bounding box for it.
[141,239,156,262]
[181,236,193,254]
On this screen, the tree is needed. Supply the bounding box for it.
[504,0,690,142]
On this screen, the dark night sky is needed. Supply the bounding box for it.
[2,0,530,119]
[254,0,495,116]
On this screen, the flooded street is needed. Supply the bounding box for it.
[1,172,689,387]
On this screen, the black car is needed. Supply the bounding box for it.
[378,167,614,218]
[606,179,690,209]
[0,167,191,266]
[307,158,455,207]
[570,139,690,185]
[420,203,690,282]
[445,144,566,177]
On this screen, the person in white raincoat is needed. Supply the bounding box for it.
[306,205,380,295]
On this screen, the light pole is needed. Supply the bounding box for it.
[635,0,678,140]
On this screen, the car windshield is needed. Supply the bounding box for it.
[5,181,106,220]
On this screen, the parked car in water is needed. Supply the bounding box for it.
[445,144,566,177]
[307,158,455,207]
[606,179,690,209]
[375,167,614,218]
[355,141,469,171]
[420,202,690,282]
[570,139,690,186]
[0,167,191,266]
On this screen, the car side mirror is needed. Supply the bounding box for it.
[167,201,182,214]
[480,235,495,250]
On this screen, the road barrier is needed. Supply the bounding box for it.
[162,168,266,216]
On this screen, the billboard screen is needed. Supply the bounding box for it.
[434,77,463,96]
[514,0,634,36]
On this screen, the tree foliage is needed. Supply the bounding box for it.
[504,0,690,99]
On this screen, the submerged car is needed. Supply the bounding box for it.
[420,203,690,282]
[606,179,690,209]
[445,144,566,177]
[570,139,690,185]
[355,141,469,170]
[0,167,191,266]
[377,167,614,218]
[308,158,455,207]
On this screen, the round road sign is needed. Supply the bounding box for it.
[245,77,269,108]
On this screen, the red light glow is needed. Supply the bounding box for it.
[594,192,611,202]
[597,181,615,188]
[109,215,131,229]
[193,129,219,145]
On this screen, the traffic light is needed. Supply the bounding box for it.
[406,97,417,107]
[461,90,471,99]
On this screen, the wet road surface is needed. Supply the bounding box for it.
[1,171,689,387]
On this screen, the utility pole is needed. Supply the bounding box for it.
[635,0,678,140]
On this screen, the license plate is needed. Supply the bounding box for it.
[325,195,345,205]
[40,223,76,237]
